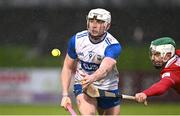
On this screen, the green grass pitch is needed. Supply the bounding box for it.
[0,102,179,115]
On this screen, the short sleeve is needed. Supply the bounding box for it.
[104,43,122,59]
[67,35,77,59]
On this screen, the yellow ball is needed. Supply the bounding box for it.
[51,48,61,57]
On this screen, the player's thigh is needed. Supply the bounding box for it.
[104,104,120,115]
[76,93,97,115]
[98,105,120,115]
[97,107,105,115]
[97,97,121,115]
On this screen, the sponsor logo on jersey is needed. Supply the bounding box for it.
[80,60,100,72]
[162,72,170,78]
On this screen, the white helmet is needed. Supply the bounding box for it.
[149,37,176,68]
[87,8,111,24]
[150,37,176,58]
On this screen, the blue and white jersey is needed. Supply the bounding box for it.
[67,30,122,90]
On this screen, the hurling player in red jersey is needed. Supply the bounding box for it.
[135,37,180,103]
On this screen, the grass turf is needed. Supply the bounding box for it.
[0,102,179,115]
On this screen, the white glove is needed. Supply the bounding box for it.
[60,96,72,109]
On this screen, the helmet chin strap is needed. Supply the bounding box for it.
[104,22,110,32]
[162,52,174,63]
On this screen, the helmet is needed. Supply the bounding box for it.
[87,8,111,24]
[150,37,176,58]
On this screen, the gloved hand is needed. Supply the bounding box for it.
[60,96,72,110]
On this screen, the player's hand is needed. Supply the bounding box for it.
[135,92,147,103]
[60,96,72,110]
[81,75,95,89]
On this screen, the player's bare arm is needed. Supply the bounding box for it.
[82,57,116,86]
[60,54,76,109]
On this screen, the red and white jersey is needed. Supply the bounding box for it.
[160,50,180,93]
[143,50,180,96]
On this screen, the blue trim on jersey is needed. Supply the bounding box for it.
[80,60,100,72]
[105,44,122,59]
[77,32,88,39]
[67,35,77,59]
[105,38,111,45]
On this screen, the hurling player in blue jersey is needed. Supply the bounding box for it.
[60,8,122,115]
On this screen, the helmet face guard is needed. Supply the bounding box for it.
[149,37,176,69]
[87,8,111,32]
[149,49,165,69]
[150,44,175,58]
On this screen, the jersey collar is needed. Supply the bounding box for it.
[88,32,107,44]
[165,55,177,68]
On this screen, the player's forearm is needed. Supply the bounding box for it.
[92,68,109,82]
[61,67,73,96]
[92,57,116,81]
[61,54,76,96]
[143,78,174,97]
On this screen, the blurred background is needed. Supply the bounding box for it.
[0,0,180,115]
